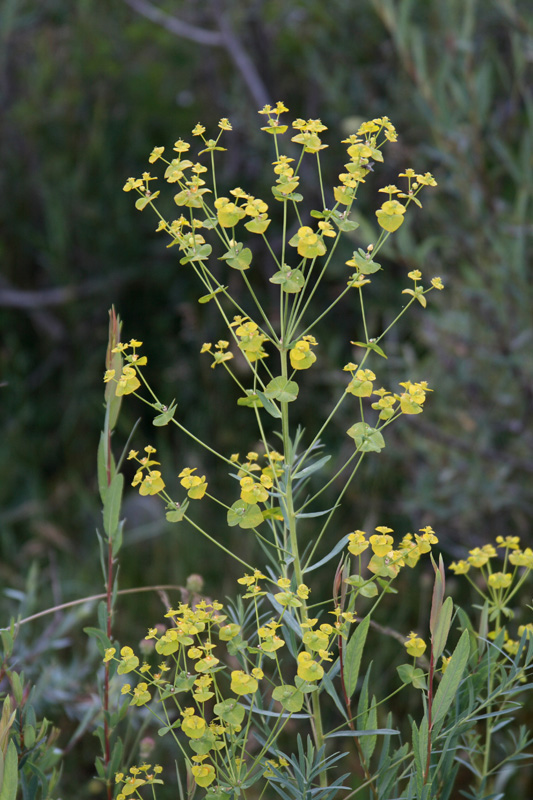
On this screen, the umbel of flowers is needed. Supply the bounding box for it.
[98,104,533,799]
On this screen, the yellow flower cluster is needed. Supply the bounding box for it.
[200,339,234,369]
[114,764,163,800]
[450,536,532,658]
[341,367,431,420]
[229,315,270,362]
[347,525,438,580]
[449,539,533,576]
[290,335,318,371]
[129,446,166,497]
[103,339,147,396]
[179,467,208,500]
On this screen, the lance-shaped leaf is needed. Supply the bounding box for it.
[350,340,388,359]
[103,474,124,539]
[344,615,370,698]
[198,285,228,304]
[431,629,470,729]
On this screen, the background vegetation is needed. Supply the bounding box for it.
[1,0,532,796]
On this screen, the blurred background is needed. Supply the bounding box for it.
[1,0,532,795]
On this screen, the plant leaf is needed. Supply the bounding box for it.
[344,615,370,698]
[264,376,299,403]
[432,629,470,728]
[227,500,263,529]
[346,422,385,452]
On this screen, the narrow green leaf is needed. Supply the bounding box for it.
[326,728,399,738]
[344,615,370,698]
[198,286,228,303]
[429,554,445,636]
[432,629,470,727]
[293,454,331,480]
[412,716,429,796]
[432,596,454,662]
[103,474,124,539]
[350,341,388,359]
[254,390,282,418]
[360,697,378,761]
[111,519,125,558]
[97,432,108,504]
[296,504,339,519]
[0,740,18,800]
[305,533,350,573]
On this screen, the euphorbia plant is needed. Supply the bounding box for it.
[95,104,532,800]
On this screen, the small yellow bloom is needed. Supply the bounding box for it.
[369,534,394,557]
[297,652,324,682]
[509,548,533,568]
[404,632,426,658]
[496,535,520,550]
[230,670,258,695]
[116,366,140,396]
[449,560,470,575]
[348,530,368,556]
[487,572,512,589]
[148,146,164,163]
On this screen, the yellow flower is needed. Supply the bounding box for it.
[138,470,165,496]
[288,226,327,258]
[416,172,437,186]
[487,572,512,589]
[496,535,520,550]
[116,366,140,396]
[449,560,470,575]
[369,534,394,557]
[509,548,533,568]
[297,652,324,682]
[404,632,426,658]
[191,764,215,788]
[148,146,165,163]
[290,336,317,370]
[230,670,258,695]
[468,547,491,568]
[348,530,368,556]
[173,138,190,153]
